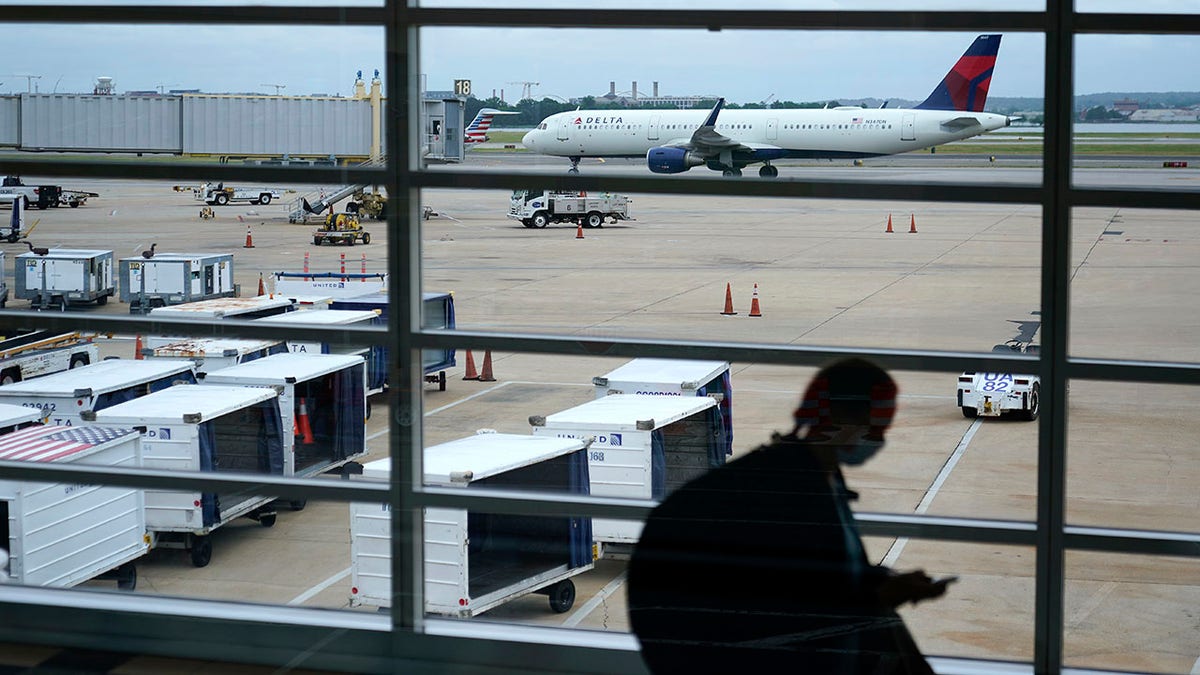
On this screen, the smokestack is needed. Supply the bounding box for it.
[653,81,659,98]
[609,81,616,97]
[632,81,638,100]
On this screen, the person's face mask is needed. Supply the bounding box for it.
[836,436,884,466]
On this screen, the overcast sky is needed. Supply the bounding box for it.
[3,1,1197,104]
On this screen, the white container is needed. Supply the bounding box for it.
[0,359,197,427]
[0,425,147,589]
[119,253,235,312]
[144,337,287,374]
[349,433,593,616]
[529,394,725,546]
[0,403,42,435]
[255,309,385,395]
[200,353,367,478]
[15,249,115,309]
[592,358,733,456]
[147,295,293,323]
[85,384,285,568]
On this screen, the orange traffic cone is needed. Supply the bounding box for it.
[462,350,479,380]
[720,282,737,315]
[244,224,255,248]
[576,222,585,239]
[749,283,763,317]
[909,214,918,234]
[134,334,144,359]
[296,398,315,445]
[257,273,265,296]
[478,350,496,382]
[885,213,894,233]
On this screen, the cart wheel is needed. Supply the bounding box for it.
[116,563,137,591]
[961,406,977,419]
[69,353,90,369]
[547,579,575,613]
[189,535,213,568]
[57,297,68,312]
[290,499,307,511]
[96,294,108,306]
[362,232,371,245]
[259,512,277,528]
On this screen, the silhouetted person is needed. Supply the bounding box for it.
[628,358,953,675]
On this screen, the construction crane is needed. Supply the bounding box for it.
[261,83,287,96]
[5,74,42,93]
[507,81,539,101]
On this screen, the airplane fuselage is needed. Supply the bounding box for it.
[523,106,1009,160]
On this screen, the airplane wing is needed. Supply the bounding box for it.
[682,98,748,153]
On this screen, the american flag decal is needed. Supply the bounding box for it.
[0,425,136,463]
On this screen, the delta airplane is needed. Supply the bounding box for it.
[522,34,1009,177]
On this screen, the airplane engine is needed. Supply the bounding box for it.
[647,147,705,174]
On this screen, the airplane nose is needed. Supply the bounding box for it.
[522,130,536,149]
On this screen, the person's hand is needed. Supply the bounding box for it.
[876,569,955,608]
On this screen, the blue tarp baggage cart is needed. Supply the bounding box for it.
[529,394,726,553]
[349,432,593,616]
[592,358,733,457]
[85,384,285,567]
[329,291,456,391]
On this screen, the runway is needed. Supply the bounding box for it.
[2,156,1197,673]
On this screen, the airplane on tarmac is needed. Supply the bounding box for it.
[522,34,1010,177]
[465,108,519,145]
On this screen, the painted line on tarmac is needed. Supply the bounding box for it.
[881,418,982,568]
[561,571,628,629]
[290,566,351,606]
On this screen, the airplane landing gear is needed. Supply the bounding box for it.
[721,167,743,177]
[568,156,581,174]
[758,164,779,178]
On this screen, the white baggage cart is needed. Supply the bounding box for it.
[349,432,593,616]
[255,309,386,395]
[15,249,115,310]
[529,394,726,549]
[0,359,197,427]
[143,337,287,374]
[0,425,147,589]
[0,403,42,435]
[592,358,733,456]
[200,353,367,481]
[84,385,286,568]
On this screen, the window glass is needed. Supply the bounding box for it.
[1065,551,1200,673]
[1070,208,1200,361]
[1066,381,1200,533]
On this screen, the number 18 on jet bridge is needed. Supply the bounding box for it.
[521,34,1010,177]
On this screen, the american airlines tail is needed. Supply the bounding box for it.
[915,34,1001,112]
[465,108,517,144]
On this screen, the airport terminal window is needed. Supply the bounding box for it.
[1,4,1198,675]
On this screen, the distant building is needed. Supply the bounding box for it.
[1129,108,1200,122]
[1112,98,1139,116]
[597,81,717,109]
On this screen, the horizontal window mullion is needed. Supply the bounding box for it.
[1073,12,1200,35]
[414,329,1043,375]
[405,8,1046,32]
[1070,187,1200,211]
[857,513,1038,547]
[1067,358,1200,386]
[0,461,388,503]
[0,4,384,26]
[0,159,388,187]
[415,169,1047,205]
[1064,525,1200,558]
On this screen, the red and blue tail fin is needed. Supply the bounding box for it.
[916,34,1001,112]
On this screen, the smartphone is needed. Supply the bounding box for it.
[934,575,960,585]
